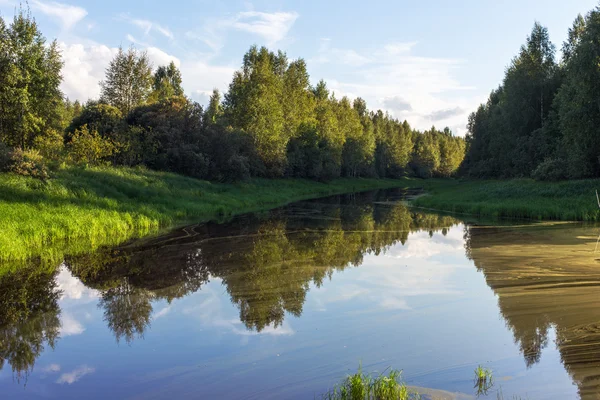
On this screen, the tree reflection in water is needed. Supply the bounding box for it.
[464,223,600,400]
[0,189,459,379]
[0,263,61,383]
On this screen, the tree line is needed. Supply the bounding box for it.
[463,4,600,180]
[0,7,465,183]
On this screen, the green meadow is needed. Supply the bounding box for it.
[412,178,600,221]
[0,166,410,268]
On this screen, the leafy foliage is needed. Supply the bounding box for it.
[67,126,117,166]
[8,148,49,180]
[0,9,465,184]
[0,7,63,149]
[100,46,153,115]
[464,6,600,182]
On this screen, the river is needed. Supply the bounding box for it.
[0,188,598,399]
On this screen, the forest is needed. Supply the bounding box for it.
[463,6,600,180]
[0,7,465,184]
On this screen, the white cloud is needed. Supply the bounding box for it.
[180,61,235,105]
[60,313,85,336]
[43,364,61,373]
[146,47,180,68]
[230,11,298,45]
[119,14,174,39]
[312,39,371,67]
[56,365,95,384]
[58,42,119,101]
[58,42,180,102]
[189,10,298,52]
[31,0,87,31]
[311,40,478,135]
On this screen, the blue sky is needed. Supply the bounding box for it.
[0,0,597,135]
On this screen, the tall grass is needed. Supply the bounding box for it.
[0,165,410,268]
[322,366,418,400]
[412,178,600,221]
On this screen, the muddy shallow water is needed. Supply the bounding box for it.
[1,188,599,399]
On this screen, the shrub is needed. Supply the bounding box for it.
[532,158,568,181]
[9,148,49,180]
[67,126,117,166]
[66,103,124,142]
[33,129,65,161]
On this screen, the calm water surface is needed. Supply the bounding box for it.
[1,188,599,399]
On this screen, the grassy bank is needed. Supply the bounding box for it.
[412,178,600,221]
[0,166,411,265]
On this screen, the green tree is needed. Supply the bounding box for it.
[224,46,286,176]
[0,7,63,149]
[338,97,372,177]
[282,59,315,140]
[204,88,223,126]
[556,7,600,177]
[562,14,586,63]
[152,61,184,101]
[100,46,153,115]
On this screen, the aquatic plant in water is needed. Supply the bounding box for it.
[474,365,493,396]
[322,365,419,400]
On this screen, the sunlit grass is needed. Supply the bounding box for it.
[322,365,419,400]
[412,178,600,221]
[0,165,411,269]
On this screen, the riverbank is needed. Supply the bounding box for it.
[4,168,600,269]
[412,178,600,221]
[0,166,412,265]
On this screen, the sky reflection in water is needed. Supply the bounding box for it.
[0,189,596,399]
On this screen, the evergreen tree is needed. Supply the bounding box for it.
[204,89,223,126]
[556,7,600,178]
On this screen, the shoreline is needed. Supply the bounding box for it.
[0,166,415,270]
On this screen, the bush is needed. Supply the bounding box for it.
[66,103,124,142]
[9,148,49,180]
[166,146,209,179]
[532,158,568,181]
[33,129,65,161]
[67,126,117,166]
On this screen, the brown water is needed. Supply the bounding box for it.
[0,188,599,399]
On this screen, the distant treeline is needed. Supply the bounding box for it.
[0,7,465,182]
[464,5,600,180]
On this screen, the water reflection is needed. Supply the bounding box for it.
[0,189,459,380]
[465,224,600,399]
[3,189,600,399]
[0,263,61,382]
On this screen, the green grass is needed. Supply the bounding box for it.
[0,165,412,269]
[474,365,494,396]
[412,178,600,221]
[322,365,418,400]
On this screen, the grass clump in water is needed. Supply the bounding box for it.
[474,365,493,396]
[322,365,419,400]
